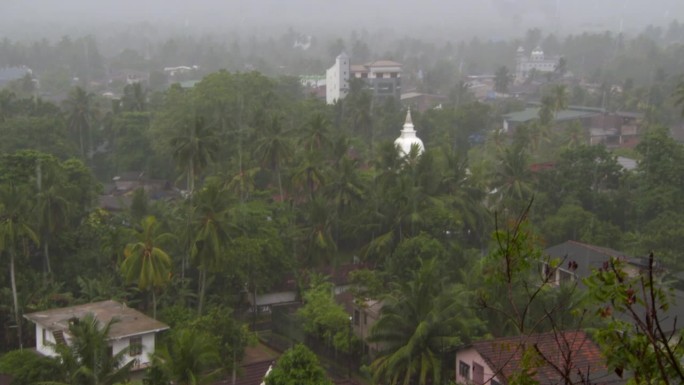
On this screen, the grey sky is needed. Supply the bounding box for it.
[2,0,684,39]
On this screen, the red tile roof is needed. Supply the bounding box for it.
[471,331,620,385]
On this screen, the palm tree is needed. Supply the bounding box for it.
[254,115,293,199]
[171,116,219,194]
[0,183,38,348]
[491,146,534,211]
[121,216,173,319]
[191,180,233,315]
[369,258,483,385]
[64,86,97,159]
[154,329,221,385]
[52,313,134,385]
[550,84,569,114]
[35,161,71,275]
[299,112,332,153]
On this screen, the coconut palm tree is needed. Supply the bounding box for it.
[121,215,173,319]
[64,86,97,159]
[254,115,293,200]
[494,66,512,93]
[171,116,219,194]
[34,161,71,275]
[369,258,483,385]
[154,329,221,385]
[0,183,38,348]
[673,77,684,117]
[52,313,134,385]
[191,180,233,315]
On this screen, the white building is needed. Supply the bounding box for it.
[24,300,169,371]
[326,52,350,104]
[394,109,424,156]
[326,54,402,104]
[515,46,560,81]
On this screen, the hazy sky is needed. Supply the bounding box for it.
[3,0,684,39]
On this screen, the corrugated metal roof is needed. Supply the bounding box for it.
[503,107,599,123]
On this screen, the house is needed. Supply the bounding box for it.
[542,240,657,286]
[350,298,383,355]
[455,331,623,385]
[98,172,180,211]
[23,300,169,370]
[502,105,643,148]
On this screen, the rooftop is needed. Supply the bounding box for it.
[24,300,169,339]
[470,331,619,384]
[503,107,598,123]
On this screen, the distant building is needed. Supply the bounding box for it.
[502,104,643,148]
[24,300,169,371]
[326,52,350,104]
[326,53,402,104]
[0,66,32,88]
[515,46,560,82]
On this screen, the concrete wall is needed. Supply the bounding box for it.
[34,324,156,371]
[455,347,502,385]
[112,333,156,369]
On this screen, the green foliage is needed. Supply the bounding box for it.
[370,258,484,385]
[585,255,684,383]
[0,350,63,385]
[52,313,134,385]
[155,328,221,385]
[189,306,256,374]
[297,278,354,352]
[265,344,332,385]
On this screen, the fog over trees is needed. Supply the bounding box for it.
[2,1,684,385]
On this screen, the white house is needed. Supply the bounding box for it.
[24,300,169,370]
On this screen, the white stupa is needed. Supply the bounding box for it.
[394,108,424,156]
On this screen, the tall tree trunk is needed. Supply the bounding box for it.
[10,252,22,349]
[152,289,157,320]
[43,235,51,275]
[198,267,206,316]
[277,167,284,201]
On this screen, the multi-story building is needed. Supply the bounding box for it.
[515,46,560,81]
[326,53,402,104]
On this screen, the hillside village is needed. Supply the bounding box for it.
[4,5,684,385]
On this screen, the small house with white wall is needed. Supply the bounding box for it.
[455,331,621,385]
[24,300,169,370]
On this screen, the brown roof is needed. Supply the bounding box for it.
[214,360,274,385]
[24,300,169,339]
[0,374,12,385]
[470,331,620,385]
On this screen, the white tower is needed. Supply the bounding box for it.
[394,109,424,156]
[326,52,350,104]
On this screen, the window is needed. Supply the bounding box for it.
[459,360,470,379]
[129,336,143,356]
[492,380,501,385]
[364,313,368,325]
[354,310,360,326]
[42,328,47,345]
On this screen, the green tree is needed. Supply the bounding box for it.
[297,278,353,352]
[254,115,293,199]
[52,313,134,385]
[0,349,63,385]
[191,179,233,315]
[370,258,483,385]
[171,116,219,193]
[154,328,221,385]
[0,183,38,348]
[64,86,97,159]
[121,215,173,319]
[265,344,332,385]
[494,66,512,93]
